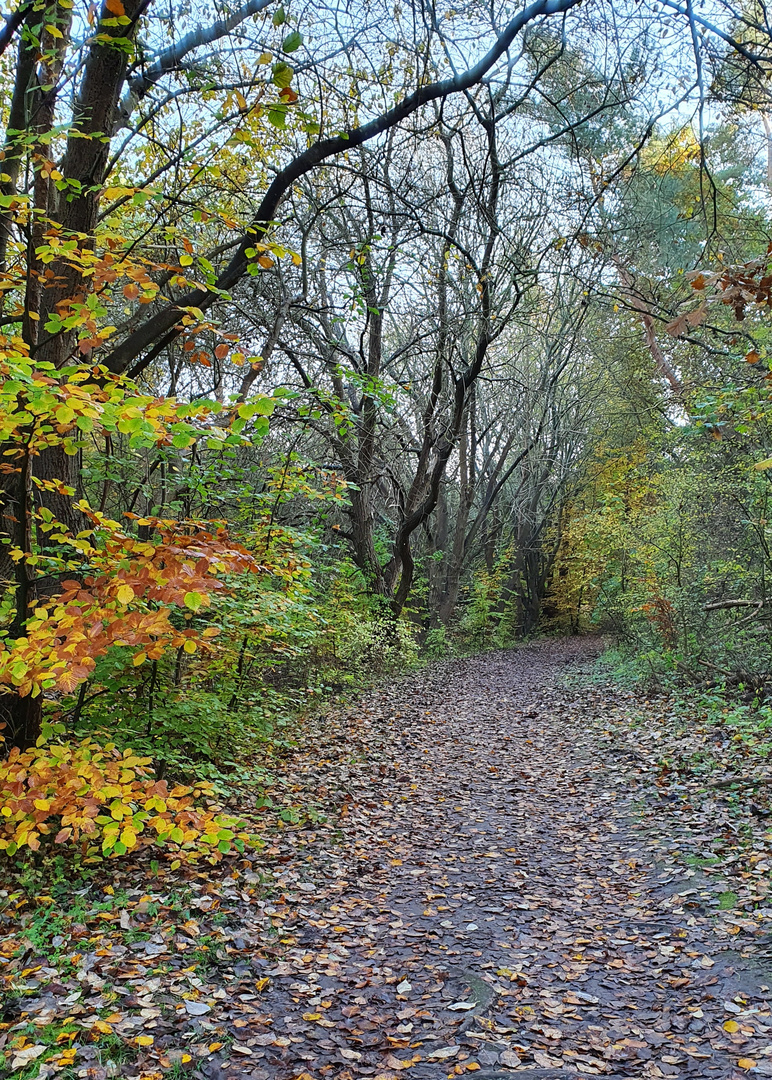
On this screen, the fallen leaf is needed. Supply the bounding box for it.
[184,1000,211,1015]
[426,1046,460,1060]
[385,1054,414,1070]
[11,1045,46,1069]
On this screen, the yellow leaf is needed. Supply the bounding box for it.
[255,977,269,992]
[724,1020,740,1033]
[738,1060,757,1070]
[116,584,135,605]
[136,1035,154,1046]
[120,828,137,849]
[183,639,197,654]
[33,799,50,811]
[208,1043,224,1053]
[133,652,147,667]
[103,186,134,200]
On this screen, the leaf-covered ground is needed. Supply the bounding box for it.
[4,639,772,1080]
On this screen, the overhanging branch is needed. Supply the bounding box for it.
[101,0,583,376]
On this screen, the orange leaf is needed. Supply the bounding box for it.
[105,0,125,13]
[57,670,81,693]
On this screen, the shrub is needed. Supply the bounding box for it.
[0,737,249,861]
[335,614,419,678]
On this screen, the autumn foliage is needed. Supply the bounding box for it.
[0,351,272,707]
[0,510,258,699]
[0,738,248,860]
[0,352,274,860]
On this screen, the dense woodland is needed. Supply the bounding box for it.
[2,0,772,864]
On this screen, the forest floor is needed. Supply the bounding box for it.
[5,639,772,1080]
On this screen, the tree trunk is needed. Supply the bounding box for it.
[0,694,42,753]
[1,1,147,751]
[348,484,389,597]
[0,445,43,751]
[438,422,474,626]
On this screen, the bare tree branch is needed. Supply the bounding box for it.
[101,0,584,377]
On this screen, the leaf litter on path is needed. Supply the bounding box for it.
[3,639,772,1079]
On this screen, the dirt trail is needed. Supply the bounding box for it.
[12,640,772,1080]
[200,640,771,1080]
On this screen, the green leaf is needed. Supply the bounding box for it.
[283,30,302,52]
[272,5,285,24]
[184,591,204,612]
[272,62,293,89]
[253,396,275,416]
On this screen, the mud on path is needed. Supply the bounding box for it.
[191,639,772,1080]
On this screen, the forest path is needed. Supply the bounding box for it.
[206,640,770,1080]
